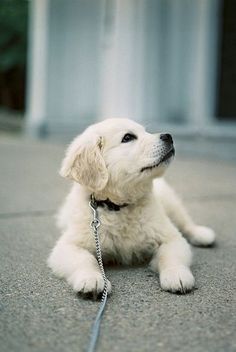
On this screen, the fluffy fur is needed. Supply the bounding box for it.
[48,118,215,296]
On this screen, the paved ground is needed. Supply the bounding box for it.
[0,133,236,352]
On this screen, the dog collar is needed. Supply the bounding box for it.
[90,195,129,212]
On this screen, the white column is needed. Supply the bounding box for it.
[25,0,49,136]
[189,0,220,129]
[98,0,146,122]
[143,0,220,130]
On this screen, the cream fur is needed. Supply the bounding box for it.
[48,118,215,296]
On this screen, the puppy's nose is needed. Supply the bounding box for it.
[160,133,173,144]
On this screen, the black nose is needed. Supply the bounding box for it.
[160,133,173,144]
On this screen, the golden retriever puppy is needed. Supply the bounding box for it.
[48,118,215,295]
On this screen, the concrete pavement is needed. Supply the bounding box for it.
[0,133,236,352]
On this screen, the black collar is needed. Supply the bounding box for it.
[90,196,129,211]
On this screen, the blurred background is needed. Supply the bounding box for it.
[0,0,236,156]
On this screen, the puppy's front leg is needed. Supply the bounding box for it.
[48,238,111,296]
[150,225,194,293]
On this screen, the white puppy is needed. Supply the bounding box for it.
[48,118,215,296]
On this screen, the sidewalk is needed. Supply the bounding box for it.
[0,133,235,352]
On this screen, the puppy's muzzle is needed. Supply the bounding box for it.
[140,133,174,172]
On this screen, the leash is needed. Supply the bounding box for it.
[87,195,109,352]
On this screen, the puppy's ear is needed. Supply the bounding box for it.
[60,133,108,192]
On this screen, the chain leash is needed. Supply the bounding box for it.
[87,195,109,352]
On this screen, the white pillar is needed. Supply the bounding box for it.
[188,0,221,129]
[25,0,49,136]
[98,0,146,122]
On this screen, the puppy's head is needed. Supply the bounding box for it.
[60,118,175,195]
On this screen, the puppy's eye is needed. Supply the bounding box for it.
[121,133,137,143]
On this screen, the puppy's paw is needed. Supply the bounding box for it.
[160,265,195,294]
[68,270,112,297]
[187,225,216,247]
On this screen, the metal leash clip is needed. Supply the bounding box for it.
[89,196,101,232]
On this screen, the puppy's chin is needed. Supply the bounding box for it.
[150,163,170,178]
[141,155,174,179]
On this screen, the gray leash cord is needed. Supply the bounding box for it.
[87,197,109,352]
